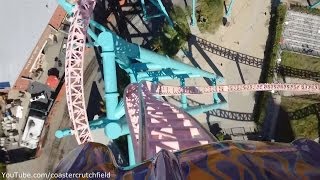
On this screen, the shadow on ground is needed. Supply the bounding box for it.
[93,0,171,47]
[273,107,295,143]
[190,35,320,82]
[272,102,320,143]
[87,81,104,121]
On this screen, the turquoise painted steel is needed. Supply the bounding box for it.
[136,74,201,82]
[129,73,137,83]
[104,119,130,139]
[186,102,228,115]
[140,0,147,20]
[132,63,162,71]
[138,48,222,81]
[145,14,165,19]
[98,37,119,120]
[211,79,221,103]
[226,0,236,17]
[154,0,174,26]
[56,116,130,139]
[55,128,72,138]
[105,122,122,139]
[86,30,223,83]
[57,0,227,167]
[95,31,133,163]
[136,70,192,79]
[213,93,221,103]
[114,99,125,119]
[95,31,223,82]
[311,0,320,8]
[181,94,188,108]
[127,135,136,165]
[90,20,107,32]
[192,0,197,26]
[140,0,173,26]
[180,78,188,109]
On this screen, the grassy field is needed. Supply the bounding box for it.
[291,116,318,139]
[281,51,320,72]
[280,96,319,140]
[254,3,320,139]
[281,96,318,112]
[272,41,320,141]
[279,51,320,140]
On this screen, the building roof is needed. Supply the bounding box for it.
[12,79,31,92]
[20,116,45,149]
[49,6,67,30]
[0,82,10,89]
[13,26,55,91]
[46,75,59,90]
[28,81,52,104]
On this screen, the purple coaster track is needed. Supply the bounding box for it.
[125,82,216,163]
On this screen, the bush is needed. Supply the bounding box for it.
[290,4,320,16]
[151,6,191,57]
[197,0,224,33]
[216,133,224,141]
[253,4,287,129]
[291,117,318,139]
[267,4,287,81]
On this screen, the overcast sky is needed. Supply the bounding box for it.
[0,0,58,86]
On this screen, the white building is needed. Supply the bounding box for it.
[20,116,45,149]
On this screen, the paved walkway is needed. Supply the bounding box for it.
[177,0,271,136]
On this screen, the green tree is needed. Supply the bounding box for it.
[197,0,224,33]
[151,6,191,57]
